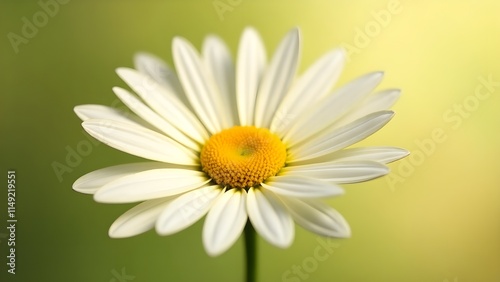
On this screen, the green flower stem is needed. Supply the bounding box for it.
[244,221,257,282]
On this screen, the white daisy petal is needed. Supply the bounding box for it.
[236,27,267,126]
[113,87,200,151]
[109,198,173,238]
[203,189,248,257]
[116,67,209,143]
[282,160,389,183]
[279,196,351,238]
[302,147,410,165]
[74,105,148,128]
[133,52,189,106]
[271,48,345,135]
[156,185,224,235]
[82,119,198,165]
[247,188,294,248]
[261,175,344,198]
[202,35,237,127]
[335,89,401,129]
[94,168,210,203]
[72,162,187,194]
[173,37,228,133]
[288,111,394,163]
[73,27,409,257]
[254,28,300,128]
[284,72,384,146]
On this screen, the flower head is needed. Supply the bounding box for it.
[73,27,408,256]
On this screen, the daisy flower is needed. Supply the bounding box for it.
[73,27,408,258]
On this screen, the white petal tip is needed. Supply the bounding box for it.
[154,227,172,236]
[108,222,136,238]
[359,71,384,83]
[73,104,107,122]
[172,36,186,48]
[290,27,300,35]
[108,227,145,239]
[203,237,235,257]
[154,218,183,236]
[115,67,134,79]
[241,27,263,42]
[335,47,347,57]
[93,188,127,203]
[335,228,351,238]
[133,51,154,61]
[73,105,83,114]
[379,110,395,119]
[203,34,220,44]
[399,148,410,157]
[72,182,96,195]
[333,217,351,238]
[73,105,87,120]
[108,230,126,239]
[204,246,223,257]
[243,26,258,34]
[112,87,131,100]
[388,88,401,94]
[93,192,111,203]
[325,223,351,239]
[71,185,83,193]
[273,238,293,249]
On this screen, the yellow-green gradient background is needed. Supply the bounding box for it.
[1,1,499,281]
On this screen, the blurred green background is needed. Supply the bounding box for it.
[1,0,499,281]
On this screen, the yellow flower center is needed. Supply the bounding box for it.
[200,126,287,189]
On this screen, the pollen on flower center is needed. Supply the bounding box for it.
[200,126,287,189]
